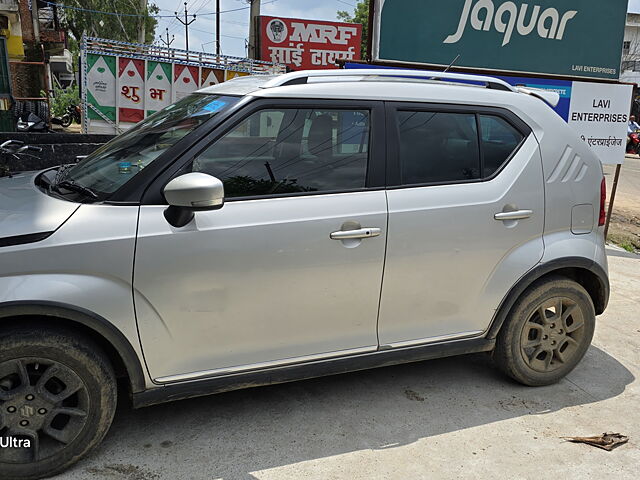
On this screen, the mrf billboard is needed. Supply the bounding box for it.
[258,16,362,70]
[371,0,628,80]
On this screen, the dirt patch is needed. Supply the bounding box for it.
[404,389,425,402]
[85,464,160,480]
[604,158,640,254]
[607,206,640,253]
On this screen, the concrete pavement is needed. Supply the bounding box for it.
[58,250,640,480]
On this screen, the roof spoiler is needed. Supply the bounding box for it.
[516,87,561,108]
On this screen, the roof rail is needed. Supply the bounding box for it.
[260,69,518,92]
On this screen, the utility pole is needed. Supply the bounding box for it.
[159,28,175,48]
[248,0,261,59]
[216,0,221,58]
[138,0,147,44]
[175,2,197,52]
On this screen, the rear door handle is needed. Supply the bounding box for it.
[330,228,381,240]
[494,210,533,221]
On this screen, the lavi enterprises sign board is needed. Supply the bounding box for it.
[371,0,628,80]
[258,16,362,70]
[495,77,632,164]
[567,82,633,165]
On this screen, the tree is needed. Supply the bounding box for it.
[337,0,369,60]
[60,1,159,45]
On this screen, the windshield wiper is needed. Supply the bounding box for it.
[54,180,99,199]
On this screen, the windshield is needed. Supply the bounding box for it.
[55,94,239,200]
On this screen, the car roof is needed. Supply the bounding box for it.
[196,69,561,109]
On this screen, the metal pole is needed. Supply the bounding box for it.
[249,0,261,59]
[604,163,622,240]
[160,28,174,48]
[184,3,189,52]
[216,0,221,58]
[175,2,196,55]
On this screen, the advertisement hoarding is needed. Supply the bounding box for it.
[146,61,172,116]
[86,54,116,123]
[567,82,633,165]
[82,37,286,134]
[344,63,633,164]
[371,0,628,80]
[258,16,362,70]
[118,58,145,123]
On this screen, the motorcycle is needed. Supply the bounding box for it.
[627,132,640,155]
[0,140,42,177]
[51,104,81,128]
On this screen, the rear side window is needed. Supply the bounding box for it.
[394,109,526,186]
[479,115,524,176]
[191,108,370,198]
[397,111,480,185]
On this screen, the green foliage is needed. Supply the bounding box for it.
[337,0,370,59]
[223,176,313,197]
[619,241,637,253]
[61,1,159,44]
[60,2,159,80]
[42,85,80,118]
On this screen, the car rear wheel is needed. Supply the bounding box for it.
[0,326,117,480]
[494,276,596,386]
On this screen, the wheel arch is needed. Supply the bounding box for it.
[486,257,609,340]
[0,300,147,395]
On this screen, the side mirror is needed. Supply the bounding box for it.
[163,172,224,227]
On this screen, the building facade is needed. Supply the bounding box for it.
[622,13,640,84]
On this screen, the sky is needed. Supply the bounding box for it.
[630,0,640,13]
[152,0,356,58]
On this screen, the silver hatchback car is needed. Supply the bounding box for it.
[0,70,609,479]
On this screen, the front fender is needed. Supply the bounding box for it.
[0,298,147,393]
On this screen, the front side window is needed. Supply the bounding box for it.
[397,111,480,185]
[51,94,239,201]
[191,108,370,198]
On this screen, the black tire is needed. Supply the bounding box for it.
[60,115,72,128]
[493,276,595,386]
[0,326,117,480]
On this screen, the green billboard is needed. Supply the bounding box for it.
[372,0,628,80]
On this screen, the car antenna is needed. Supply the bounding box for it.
[443,54,461,73]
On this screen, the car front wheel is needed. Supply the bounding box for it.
[0,325,117,480]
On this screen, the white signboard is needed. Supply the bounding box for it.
[568,82,633,165]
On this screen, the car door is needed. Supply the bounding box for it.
[134,99,387,382]
[377,103,545,347]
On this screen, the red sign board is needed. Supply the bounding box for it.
[259,16,362,70]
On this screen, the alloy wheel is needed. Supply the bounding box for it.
[0,358,90,464]
[520,297,586,373]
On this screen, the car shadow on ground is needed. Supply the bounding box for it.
[66,345,634,480]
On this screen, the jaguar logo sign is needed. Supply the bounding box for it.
[372,0,627,80]
[444,0,578,47]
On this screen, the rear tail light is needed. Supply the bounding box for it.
[599,177,606,227]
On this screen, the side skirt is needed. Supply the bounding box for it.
[133,337,495,408]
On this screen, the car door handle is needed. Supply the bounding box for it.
[330,228,381,240]
[494,210,533,221]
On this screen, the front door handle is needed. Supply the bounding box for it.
[330,228,381,240]
[494,210,533,221]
